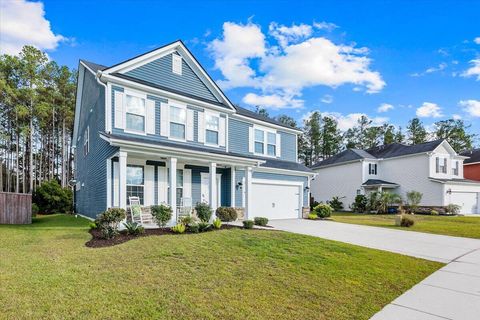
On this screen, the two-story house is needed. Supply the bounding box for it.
[72,40,313,224]
[310,140,480,214]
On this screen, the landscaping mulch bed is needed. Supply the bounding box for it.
[86,224,241,248]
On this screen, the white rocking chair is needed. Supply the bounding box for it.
[177,197,192,222]
[128,196,143,225]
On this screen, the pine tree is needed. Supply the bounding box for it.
[433,119,475,152]
[406,118,428,145]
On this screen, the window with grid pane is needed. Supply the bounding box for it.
[126,95,145,132]
[169,106,186,139]
[127,165,144,204]
[206,114,219,145]
[254,129,264,154]
[267,132,276,156]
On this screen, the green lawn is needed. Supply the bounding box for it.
[0,214,441,320]
[332,212,480,239]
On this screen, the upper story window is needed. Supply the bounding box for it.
[127,165,144,204]
[452,161,459,176]
[125,95,146,132]
[169,106,186,139]
[436,157,447,173]
[368,163,377,175]
[254,129,265,154]
[205,114,219,145]
[172,54,182,75]
[83,126,89,157]
[267,132,276,156]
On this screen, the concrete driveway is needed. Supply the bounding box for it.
[268,219,480,320]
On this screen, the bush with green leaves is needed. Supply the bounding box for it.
[328,196,344,211]
[310,200,320,212]
[88,222,98,230]
[171,223,186,234]
[430,209,439,216]
[406,191,423,213]
[123,221,145,236]
[313,203,333,218]
[400,215,415,227]
[32,180,72,214]
[445,204,461,215]
[243,220,254,229]
[180,215,195,225]
[198,222,211,232]
[307,213,318,220]
[212,218,222,229]
[96,208,126,239]
[351,195,367,213]
[215,207,237,223]
[195,202,212,222]
[254,217,269,226]
[187,223,199,233]
[151,204,172,227]
[32,203,39,217]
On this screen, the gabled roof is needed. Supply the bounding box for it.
[233,105,302,131]
[311,139,448,169]
[80,59,108,73]
[461,149,480,164]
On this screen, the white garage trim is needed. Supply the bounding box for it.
[250,178,303,220]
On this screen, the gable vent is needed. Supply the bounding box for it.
[172,54,182,75]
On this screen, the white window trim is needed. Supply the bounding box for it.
[172,54,182,75]
[126,164,145,205]
[168,103,187,142]
[253,125,277,158]
[124,90,147,136]
[204,111,220,147]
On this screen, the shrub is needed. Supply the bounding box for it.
[430,209,439,216]
[400,215,415,227]
[195,202,212,222]
[406,191,423,213]
[33,180,72,214]
[198,222,211,232]
[101,226,118,239]
[308,213,318,220]
[254,217,269,226]
[243,220,254,229]
[96,208,126,239]
[351,195,367,213]
[328,196,344,211]
[180,215,195,225]
[212,218,222,229]
[310,200,320,212]
[171,223,186,234]
[88,222,98,230]
[215,207,237,223]
[151,204,172,227]
[123,221,145,236]
[313,203,333,218]
[32,203,39,217]
[187,223,199,233]
[445,204,461,215]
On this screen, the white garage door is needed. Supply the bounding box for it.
[251,181,302,220]
[450,192,479,214]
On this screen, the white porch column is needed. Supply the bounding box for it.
[245,166,253,219]
[118,151,127,210]
[230,166,236,208]
[106,158,112,208]
[209,162,217,212]
[168,157,177,223]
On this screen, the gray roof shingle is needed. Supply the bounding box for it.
[362,179,398,186]
[81,59,108,73]
[461,149,480,164]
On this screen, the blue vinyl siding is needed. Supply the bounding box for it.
[228,118,252,155]
[75,68,118,219]
[124,53,220,104]
[253,172,308,207]
[279,131,297,162]
[186,165,230,207]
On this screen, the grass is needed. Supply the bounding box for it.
[332,212,480,239]
[0,214,441,320]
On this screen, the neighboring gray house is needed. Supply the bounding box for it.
[310,140,480,214]
[72,40,313,224]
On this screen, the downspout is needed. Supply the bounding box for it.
[96,70,110,133]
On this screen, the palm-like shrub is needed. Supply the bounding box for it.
[378,192,402,213]
[351,195,367,213]
[151,204,172,227]
[406,191,423,214]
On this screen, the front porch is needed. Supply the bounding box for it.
[107,148,259,226]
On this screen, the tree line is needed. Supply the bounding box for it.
[0,46,76,194]
[255,107,477,167]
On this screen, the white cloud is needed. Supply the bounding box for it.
[321,94,333,104]
[416,102,443,118]
[313,21,338,32]
[207,21,266,89]
[0,0,66,55]
[411,62,447,77]
[377,103,394,113]
[452,114,462,120]
[269,23,312,48]
[474,37,480,45]
[462,59,480,80]
[209,21,385,109]
[242,92,303,109]
[459,99,480,117]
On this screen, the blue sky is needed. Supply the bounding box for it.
[2,0,479,138]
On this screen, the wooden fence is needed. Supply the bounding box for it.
[0,192,32,224]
